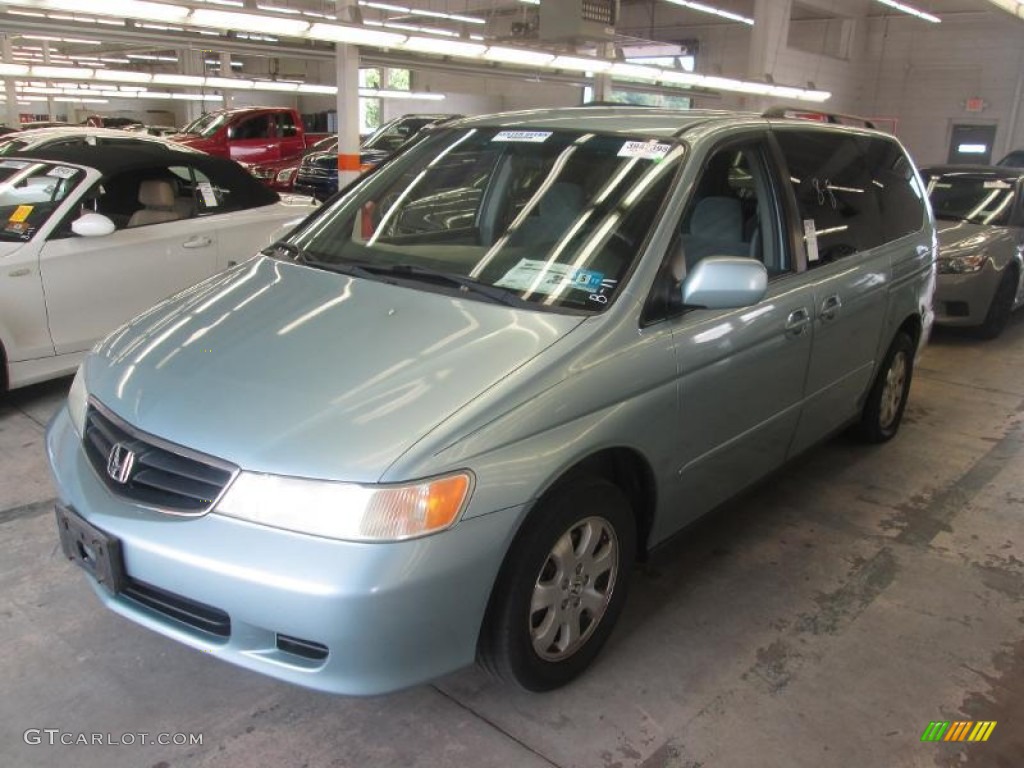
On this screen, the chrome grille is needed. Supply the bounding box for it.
[83,401,237,514]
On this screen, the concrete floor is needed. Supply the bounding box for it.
[2,321,1024,768]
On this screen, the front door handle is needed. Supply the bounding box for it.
[820,294,842,321]
[785,308,811,337]
[182,236,213,249]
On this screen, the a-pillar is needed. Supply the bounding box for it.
[745,0,792,112]
[1,35,19,129]
[335,0,362,189]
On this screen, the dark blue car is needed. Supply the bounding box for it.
[294,113,460,200]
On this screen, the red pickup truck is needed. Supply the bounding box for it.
[170,107,329,164]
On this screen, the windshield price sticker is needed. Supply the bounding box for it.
[983,180,1011,189]
[495,259,605,295]
[492,131,553,143]
[47,165,79,179]
[617,141,672,160]
[0,160,30,170]
[197,182,219,207]
[803,219,820,262]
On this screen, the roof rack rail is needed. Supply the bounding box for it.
[763,106,877,130]
[580,101,663,108]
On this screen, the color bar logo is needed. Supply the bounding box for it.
[921,721,997,742]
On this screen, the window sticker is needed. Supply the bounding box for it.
[495,259,605,294]
[3,221,29,235]
[197,181,219,207]
[47,165,79,179]
[9,205,33,223]
[492,131,553,144]
[803,219,820,262]
[983,180,1011,189]
[617,141,672,160]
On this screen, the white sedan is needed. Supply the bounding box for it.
[0,144,317,390]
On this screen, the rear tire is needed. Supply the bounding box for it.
[856,332,914,444]
[976,271,1017,340]
[479,476,635,691]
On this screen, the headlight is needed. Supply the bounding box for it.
[938,252,987,274]
[276,168,296,183]
[214,471,473,541]
[67,364,87,436]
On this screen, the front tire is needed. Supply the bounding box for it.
[977,271,1017,340]
[856,332,915,443]
[479,476,635,691]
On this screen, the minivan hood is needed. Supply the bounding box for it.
[87,257,583,482]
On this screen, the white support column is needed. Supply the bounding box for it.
[336,0,362,189]
[745,0,793,112]
[181,48,206,124]
[43,41,55,122]
[220,52,233,109]
[592,42,614,103]
[2,35,19,130]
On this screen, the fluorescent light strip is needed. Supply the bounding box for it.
[663,0,754,25]
[189,8,310,35]
[358,0,485,25]
[875,0,941,22]
[0,4,831,103]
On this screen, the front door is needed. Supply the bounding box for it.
[39,217,219,355]
[654,135,816,536]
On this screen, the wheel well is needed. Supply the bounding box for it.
[553,448,656,562]
[897,314,922,349]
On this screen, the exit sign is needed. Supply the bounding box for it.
[965,97,986,112]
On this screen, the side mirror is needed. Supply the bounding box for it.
[682,256,768,310]
[71,213,116,237]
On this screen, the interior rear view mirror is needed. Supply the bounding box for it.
[71,213,116,238]
[682,256,768,310]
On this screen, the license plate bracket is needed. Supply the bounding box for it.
[55,504,125,594]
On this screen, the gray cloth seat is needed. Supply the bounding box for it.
[681,196,750,269]
[515,182,584,245]
[127,180,184,228]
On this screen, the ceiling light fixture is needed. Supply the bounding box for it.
[188,8,311,35]
[662,0,754,25]
[398,36,486,57]
[874,0,941,22]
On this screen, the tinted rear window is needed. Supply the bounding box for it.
[775,129,925,264]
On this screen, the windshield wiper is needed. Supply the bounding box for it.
[263,242,380,280]
[360,263,531,307]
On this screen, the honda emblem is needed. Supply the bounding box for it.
[106,443,135,485]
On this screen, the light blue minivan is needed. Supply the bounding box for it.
[47,107,935,694]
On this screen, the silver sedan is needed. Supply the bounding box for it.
[923,165,1024,338]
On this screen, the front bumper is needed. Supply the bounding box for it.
[294,173,337,201]
[46,405,522,695]
[934,262,1000,327]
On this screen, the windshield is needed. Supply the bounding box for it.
[288,127,682,311]
[0,138,29,156]
[0,159,86,241]
[181,112,228,138]
[925,173,1017,226]
[998,151,1024,168]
